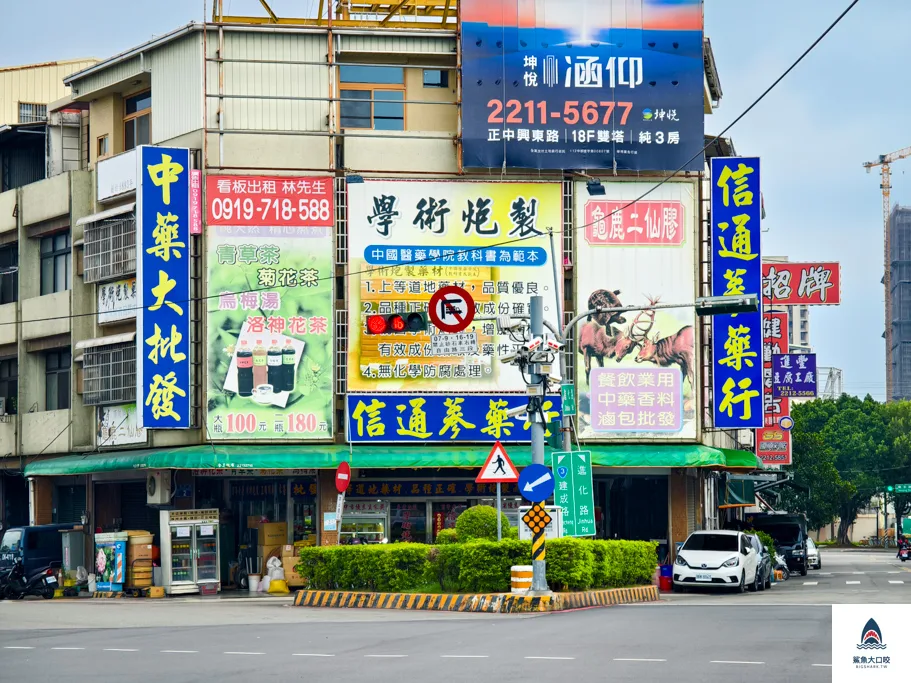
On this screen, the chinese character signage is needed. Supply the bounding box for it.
[552,451,596,537]
[347,179,561,393]
[757,311,790,465]
[711,157,763,429]
[574,180,697,440]
[460,0,705,171]
[97,404,147,447]
[347,481,520,498]
[762,262,841,305]
[345,394,561,444]
[136,146,191,429]
[205,175,334,440]
[772,353,817,398]
[98,278,137,324]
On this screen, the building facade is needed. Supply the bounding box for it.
[0,5,761,583]
[890,206,911,400]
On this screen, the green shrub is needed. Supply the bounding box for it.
[457,539,531,592]
[616,540,659,585]
[455,505,510,542]
[297,544,431,592]
[435,528,459,545]
[504,525,519,541]
[545,538,594,590]
[747,529,777,558]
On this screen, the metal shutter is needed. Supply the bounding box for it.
[120,482,160,544]
[55,485,86,524]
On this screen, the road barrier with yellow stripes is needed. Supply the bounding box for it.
[293,585,659,613]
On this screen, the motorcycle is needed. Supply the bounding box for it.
[774,552,790,581]
[900,547,909,562]
[3,557,59,600]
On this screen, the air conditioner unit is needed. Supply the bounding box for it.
[146,469,172,505]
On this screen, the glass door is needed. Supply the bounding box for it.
[195,524,218,583]
[170,525,194,584]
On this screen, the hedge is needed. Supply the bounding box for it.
[297,538,657,593]
[454,505,511,542]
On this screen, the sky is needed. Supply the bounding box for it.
[1,0,907,400]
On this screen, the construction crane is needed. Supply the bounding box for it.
[864,146,911,401]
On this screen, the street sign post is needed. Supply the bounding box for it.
[894,484,911,494]
[334,462,350,544]
[560,383,576,417]
[551,451,596,537]
[518,463,554,593]
[428,285,475,333]
[430,331,479,357]
[476,442,520,541]
[518,463,555,503]
[523,503,551,570]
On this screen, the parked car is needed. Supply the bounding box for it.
[0,523,76,579]
[744,513,809,576]
[673,530,761,593]
[747,533,773,590]
[806,537,821,569]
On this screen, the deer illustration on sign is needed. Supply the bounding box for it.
[614,297,660,361]
[636,325,695,390]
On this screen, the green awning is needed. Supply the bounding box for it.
[23,442,762,476]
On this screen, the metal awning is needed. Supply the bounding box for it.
[74,332,135,351]
[75,202,135,227]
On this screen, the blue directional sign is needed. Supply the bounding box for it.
[518,463,555,504]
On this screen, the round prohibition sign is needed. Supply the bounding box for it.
[428,286,475,333]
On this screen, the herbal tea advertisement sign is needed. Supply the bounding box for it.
[205,175,334,440]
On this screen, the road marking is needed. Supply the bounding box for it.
[52,647,85,651]
[224,652,265,656]
[526,656,575,660]
[614,658,666,662]
[365,654,407,658]
[711,660,765,665]
[162,650,198,654]
[441,655,489,658]
[293,653,335,657]
[104,649,138,652]
[853,571,866,574]
[803,581,818,586]
[4,647,35,650]
[889,580,904,584]
[812,664,832,667]
[846,581,861,585]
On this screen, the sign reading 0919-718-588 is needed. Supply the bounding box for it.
[460,0,705,171]
[136,146,192,429]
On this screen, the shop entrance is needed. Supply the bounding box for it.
[595,475,668,542]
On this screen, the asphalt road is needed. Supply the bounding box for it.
[1,548,898,683]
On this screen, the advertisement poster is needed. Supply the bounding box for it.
[136,146,191,429]
[94,534,127,591]
[710,157,763,429]
[347,180,562,394]
[205,176,334,440]
[762,262,841,305]
[97,403,148,447]
[757,311,790,465]
[772,353,818,398]
[460,0,705,171]
[574,180,697,440]
[97,278,137,324]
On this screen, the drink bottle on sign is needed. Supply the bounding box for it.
[236,340,253,397]
[282,339,296,392]
[252,340,268,387]
[267,339,283,387]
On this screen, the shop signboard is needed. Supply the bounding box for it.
[762,262,840,305]
[757,311,791,466]
[574,179,698,440]
[136,146,191,429]
[345,394,561,443]
[205,175,334,441]
[96,149,137,201]
[347,480,524,498]
[347,179,562,397]
[772,353,818,398]
[96,403,147,447]
[460,0,705,171]
[97,278,137,324]
[710,157,763,429]
[192,468,317,477]
[551,450,596,537]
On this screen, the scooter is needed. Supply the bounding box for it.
[3,557,59,600]
[774,553,790,581]
[899,547,909,562]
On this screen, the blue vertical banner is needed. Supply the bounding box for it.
[136,146,191,429]
[710,157,763,428]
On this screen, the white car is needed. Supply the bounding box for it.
[806,538,821,569]
[673,530,761,593]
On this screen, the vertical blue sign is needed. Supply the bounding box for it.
[136,146,191,429]
[710,157,763,428]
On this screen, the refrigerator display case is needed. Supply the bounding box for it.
[160,509,221,595]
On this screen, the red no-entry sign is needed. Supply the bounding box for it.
[428,285,475,333]
[335,461,351,494]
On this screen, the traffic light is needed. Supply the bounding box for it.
[887,485,895,493]
[365,312,428,334]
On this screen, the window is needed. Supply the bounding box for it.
[0,359,17,415]
[339,66,404,131]
[0,243,17,304]
[0,529,22,553]
[423,69,449,88]
[123,91,151,151]
[18,102,47,123]
[84,216,136,283]
[682,533,738,552]
[45,348,71,411]
[83,343,136,406]
[40,232,71,295]
[97,135,109,158]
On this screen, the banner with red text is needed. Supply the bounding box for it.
[756,311,791,465]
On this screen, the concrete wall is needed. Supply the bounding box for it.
[404,67,457,132]
[21,291,70,340]
[70,171,94,450]
[344,132,456,174]
[0,303,16,346]
[0,420,15,456]
[22,409,71,455]
[0,190,16,235]
[20,172,70,227]
[89,94,125,166]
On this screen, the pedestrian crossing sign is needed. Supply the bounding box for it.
[476,441,520,484]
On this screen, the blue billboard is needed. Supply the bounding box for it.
[710,157,763,429]
[346,394,561,443]
[136,146,192,429]
[460,0,705,171]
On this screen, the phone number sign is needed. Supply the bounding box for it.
[206,175,333,227]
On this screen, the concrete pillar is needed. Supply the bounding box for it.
[668,469,688,558]
[318,469,337,546]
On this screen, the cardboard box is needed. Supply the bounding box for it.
[247,516,263,530]
[281,545,297,558]
[257,522,287,545]
[282,557,305,587]
[127,544,154,561]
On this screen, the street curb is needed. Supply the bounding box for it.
[292,585,659,612]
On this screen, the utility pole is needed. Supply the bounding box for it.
[528,294,549,593]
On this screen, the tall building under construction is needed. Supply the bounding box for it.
[890,205,911,400]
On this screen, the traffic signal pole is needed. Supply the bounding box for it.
[529,294,550,593]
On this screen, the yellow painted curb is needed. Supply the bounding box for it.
[293,585,659,612]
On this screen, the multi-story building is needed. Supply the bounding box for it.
[0,4,762,577]
[890,205,911,400]
[0,59,97,126]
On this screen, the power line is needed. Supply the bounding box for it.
[1,0,861,329]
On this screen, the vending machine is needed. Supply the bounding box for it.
[160,509,220,595]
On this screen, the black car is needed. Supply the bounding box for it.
[746,533,772,590]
